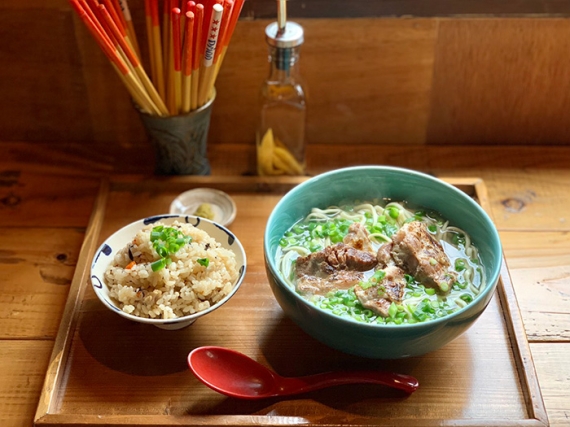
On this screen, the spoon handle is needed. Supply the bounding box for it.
[280,370,419,395]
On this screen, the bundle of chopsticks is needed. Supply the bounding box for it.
[69,0,244,116]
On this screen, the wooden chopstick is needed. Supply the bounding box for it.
[70,0,157,115]
[213,0,244,79]
[197,2,223,106]
[70,0,244,116]
[99,3,169,116]
[117,0,142,59]
[190,3,204,111]
[171,7,183,113]
[182,11,195,113]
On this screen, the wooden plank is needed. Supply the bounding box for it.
[4,142,570,177]
[0,228,84,339]
[35,180,109,420]
[243,0,553,18]
[501,230,570,342]
[439,170,570,232]
[530,343,570,427]
[4,4,570,148]
[482,170,570,232]
[288,18,436,145]
[0,8,93,142]
[471,176,548,426]
[496,261,549,426]
[0,1,63,7]
[0,340,54,427]
[0,171,101,228]
[0,143,118,176]
[428,18,570,145]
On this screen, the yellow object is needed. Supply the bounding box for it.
[257,128,304,176]
[193,203,215,220]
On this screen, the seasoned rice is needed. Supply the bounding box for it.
[104,220,238,319]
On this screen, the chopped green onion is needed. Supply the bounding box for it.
[151,258,167,272]
[372,270,386,282]
[388,206,399,219]
[456,280,468,289]
[413,309,427,322]
[197,258,209,267]
[292,225,304,234]
[155,245,168,258]
[309,243,322,253]
[149,226,192,272]
[455,258,467,272]
[452,233,466,246]
[388,302,398,318]
[167,243,180,253]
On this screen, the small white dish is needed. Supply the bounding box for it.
[170,188,237,227]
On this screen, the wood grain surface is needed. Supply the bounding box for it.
[0,144,568,426]
[30,177,541,426]
[428,18,570,145]
[4,2,570,148]
[531,343,570,426]
[0,341,53,427]
[1,2,569,424]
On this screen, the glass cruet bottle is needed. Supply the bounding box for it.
[256,21,307,176]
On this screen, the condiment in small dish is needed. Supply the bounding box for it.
[170,188,237,226]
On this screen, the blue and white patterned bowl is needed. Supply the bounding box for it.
[90,214,247,330]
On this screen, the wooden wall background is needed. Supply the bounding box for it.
[3,1,570,150]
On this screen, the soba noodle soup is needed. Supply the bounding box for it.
[275,200,485,325]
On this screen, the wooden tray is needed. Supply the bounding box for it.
[34,176,548,427]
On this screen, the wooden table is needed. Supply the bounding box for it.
[1,142,569,426]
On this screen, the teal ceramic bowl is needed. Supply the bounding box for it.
[264,166,502,359]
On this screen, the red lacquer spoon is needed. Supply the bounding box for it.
[187,346,419,399]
